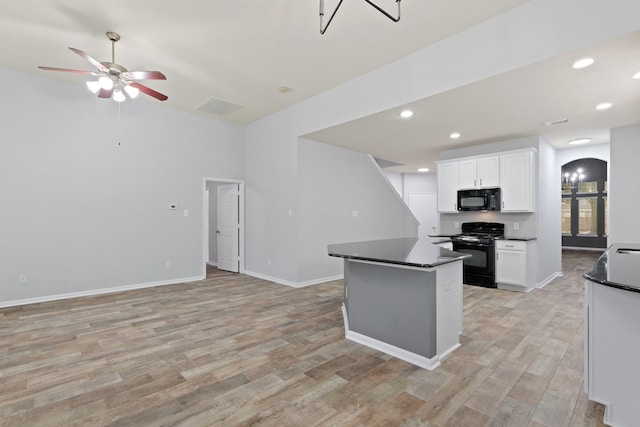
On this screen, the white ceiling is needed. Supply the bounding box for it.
[1,1,638,173]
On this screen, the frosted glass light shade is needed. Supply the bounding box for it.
[113,89,126,103]
[86,80,100,93]
[98,76,114,90]
[124,84,139,99]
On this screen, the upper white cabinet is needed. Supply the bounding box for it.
[437,162,459,213]
[500,151,535,212]
[459,156,500,189]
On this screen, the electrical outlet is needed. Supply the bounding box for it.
[513,222,519,230]
[454,222,460,229]
[166,261,172,269]
[352,210,359,217]
[183,210,189,217]
[267,258,272,266]
[19,274,27,283]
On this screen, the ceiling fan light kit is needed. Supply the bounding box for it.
[319,0,401,35]
[38,31,168,103]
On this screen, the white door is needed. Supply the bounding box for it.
[408,192,438,237]
[217,183,240,272]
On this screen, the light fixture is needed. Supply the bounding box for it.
[572,57,594,69]
[633,71,640,80]
[563,167,586,188]
[595,102,612,110]
[86,80,101,94]
[124,84,139,99]
[400,110,414,118]
[417,168,430,173]
[98,75,114,90]
[112,89,126,103]
[569,138,591,145]
[320,0,402,35]
[450,132,461,139]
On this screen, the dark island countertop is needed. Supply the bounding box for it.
[497,237,537,241]
[584,243,640,293]
[328,237,470,268]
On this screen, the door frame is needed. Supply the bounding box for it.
[202,177,245,277]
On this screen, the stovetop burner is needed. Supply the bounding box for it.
[451,222,505,244]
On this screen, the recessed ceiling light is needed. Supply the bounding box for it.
[449,132,461,139]
[417,168,430,173]
[569,138,591,145]
[633,71,640,80]
[595,102,612,110]
[572,57,594,69]
[400,110,414,118]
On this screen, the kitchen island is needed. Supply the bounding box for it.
[328,237,470,370]
[584,243,640,427]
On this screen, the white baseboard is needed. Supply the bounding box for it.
[244,270,343,288]
[0,275,204,308]
[537,271,563,289]
[341,303,445,371]
[206,261,218,267]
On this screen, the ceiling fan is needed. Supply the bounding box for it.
[38,31,168,102]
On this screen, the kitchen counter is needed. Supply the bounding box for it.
[328,237,469,269]
[497,237,537,241]
[328,237,469,370]
[584,243,640,427]
[584,243,640,293]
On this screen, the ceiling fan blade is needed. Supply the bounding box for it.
[38,66,97,75]
[130,82,168,101]
[68,47,109,73]
[97,88,114,98]
[122,70,166,80]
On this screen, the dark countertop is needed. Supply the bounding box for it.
[497,237,537,241]
[584,243,640,293]
[328,237,470,268]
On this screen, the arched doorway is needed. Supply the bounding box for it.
[561,158,608,249]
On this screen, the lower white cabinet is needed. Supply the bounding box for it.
[495,240,534,290]
[585,280,640,426]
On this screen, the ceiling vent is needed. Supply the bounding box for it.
[195,96,243,117]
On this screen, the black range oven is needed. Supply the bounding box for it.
[451,222,504,288]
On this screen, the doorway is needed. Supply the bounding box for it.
[408,192,438,237]
[203,178,245,277]
[561,158,608,249]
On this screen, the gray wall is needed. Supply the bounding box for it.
[610,124,640,243]
[297,139,418,284]
[0,66,243,305]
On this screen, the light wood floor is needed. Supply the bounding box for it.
[0,251,606,426]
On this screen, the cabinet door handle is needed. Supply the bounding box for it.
[506,245,514,248]
[480,178,483,186]
[474,179,477,187]
[502,201,505,209]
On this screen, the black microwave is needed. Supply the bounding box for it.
[457,188,501,211]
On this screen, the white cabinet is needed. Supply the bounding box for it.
[437,162,459,213]
[459,156,500,189]
[495,240,534,290]
[500,151,535,212]
[585,280,640,426]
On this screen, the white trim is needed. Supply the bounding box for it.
[341,304,453,371]
[206,261,218,267]
[0,276,204,309]
[344,330,444,371]
[537,271,563,289]
[244,270,343,288]
[203,177,245,276]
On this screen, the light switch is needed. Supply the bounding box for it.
[183,210,189,217]
[352,210,359,217]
